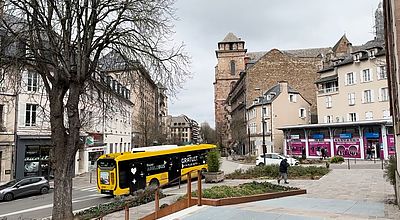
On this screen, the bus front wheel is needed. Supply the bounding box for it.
[149,179,160,188]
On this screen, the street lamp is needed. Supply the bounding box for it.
[255,88,266,165]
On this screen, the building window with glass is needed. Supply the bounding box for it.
[325,96,332,108]
[348,93,355,105]
[299,108,306,118]
[24,145,51,177]
[362,69,372,82]
[289,94,297,103]
[346,72,355,85]
[363,90,373,103]
[380,87,389,101]
[27,71,39,92]
[325,115,333,123]
[365,111,373,120]
[348,113,357,122]
[230,60,236,75]
[25,104,38,126]
[377,66,387,80]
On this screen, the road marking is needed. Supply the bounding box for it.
[0,194,106,218]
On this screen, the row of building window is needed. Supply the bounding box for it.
[108,142,131,153]
[345,66,387,85]
[325,87,389,108]
[324,110,391,123]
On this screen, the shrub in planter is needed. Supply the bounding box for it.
[384,156,397,186]
[207,150,221,172]
[204,149,224,183]
[330,156,344,163]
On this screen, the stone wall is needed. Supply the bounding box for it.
[246,49,321,119]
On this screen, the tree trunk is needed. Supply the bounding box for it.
[50,83,82,220]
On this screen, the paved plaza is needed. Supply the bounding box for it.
[104,160,400,219]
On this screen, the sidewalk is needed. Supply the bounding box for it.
[168,168,400,220]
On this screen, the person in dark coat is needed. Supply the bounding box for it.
[278,158,290,184]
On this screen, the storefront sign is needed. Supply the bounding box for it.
[365,132,379,139]
[339,133,352,139]
[312,134,324,139]
[290,135,300,139]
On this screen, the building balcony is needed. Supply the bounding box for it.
[318,87,338,95]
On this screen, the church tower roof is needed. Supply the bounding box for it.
[220,32,244,43]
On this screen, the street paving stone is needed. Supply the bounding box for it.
[103,160,400,219]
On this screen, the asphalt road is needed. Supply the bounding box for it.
[0,158,254,220]
[0,185,112,220]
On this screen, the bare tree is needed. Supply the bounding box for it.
[0,0,189,219]
[200,122,216,144]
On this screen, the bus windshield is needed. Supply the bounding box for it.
[97,159,116,169]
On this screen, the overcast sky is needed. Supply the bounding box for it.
[168,0,381,128]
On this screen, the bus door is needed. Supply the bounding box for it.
[129,161,146,193]
[168,154,181,183]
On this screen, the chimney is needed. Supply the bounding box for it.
[279,81,288,93]
[347,43,353,54]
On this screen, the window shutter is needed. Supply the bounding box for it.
[360,71,363,83]
[355,113,359,121]
[347,114,350,122]
[378,88,382,101]
[324,116,327,123]
[377,67,381,80]
[354,73,357,84]
[371,90,375,102]
[21,70,28,91]
[19,103,26,127]
[361,91,365,103]
[344,75,348,86]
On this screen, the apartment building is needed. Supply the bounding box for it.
[167,115,200,144]
[316,40,389,123]
[278,3,394,160]
[246,81,311,155]
[99,51,164,148]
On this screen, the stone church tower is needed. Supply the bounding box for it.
[214,33,246,148]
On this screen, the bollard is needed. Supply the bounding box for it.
[197,170,202,206]
[155,188,159,219]
[124,205,129,220]
[382,158,384,170]
[179,176,181,189]
[89,171,92,184]
[347,158,350,169]
[354,158,356,164]
[374,155,376,164]
[187,173,191,207]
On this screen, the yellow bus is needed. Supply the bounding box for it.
[96,144,216,196]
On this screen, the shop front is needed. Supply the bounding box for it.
[332,128,361,158]
[307,129,331,158]
[285,129,306,156]
[363,126,382,159]
[16,135,53,179]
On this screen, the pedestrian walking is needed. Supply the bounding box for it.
[278,158,290,184]
[366,147,372,160]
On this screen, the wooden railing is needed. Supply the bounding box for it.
[119,169,203,220]
[154,169,202,219]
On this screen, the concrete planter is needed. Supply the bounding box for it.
[204,171,225,183]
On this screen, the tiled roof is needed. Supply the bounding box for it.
[220,32,243,43]
[283,47,332,58]
[246,47,331,63]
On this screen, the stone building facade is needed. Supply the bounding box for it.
[214,33,246,148]
[383,0,400,206]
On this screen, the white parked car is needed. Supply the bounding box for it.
[256,153,299,166]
